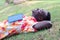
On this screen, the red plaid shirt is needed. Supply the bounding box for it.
[0,16,37,39]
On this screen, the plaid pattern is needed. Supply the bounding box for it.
[0,16,37,39]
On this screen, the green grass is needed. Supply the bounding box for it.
[0,1,60,40]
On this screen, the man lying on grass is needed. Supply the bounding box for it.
[0,8,52,40]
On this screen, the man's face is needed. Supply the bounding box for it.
[32,9,45,21]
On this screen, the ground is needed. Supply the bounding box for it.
[0,0,60,40]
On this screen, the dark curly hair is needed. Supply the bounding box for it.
[32,8,51,21]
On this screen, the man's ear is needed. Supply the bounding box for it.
[32,10,35,13]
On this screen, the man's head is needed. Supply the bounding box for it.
[32,8,51,21]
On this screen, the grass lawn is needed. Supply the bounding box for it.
[0,1,60,40]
